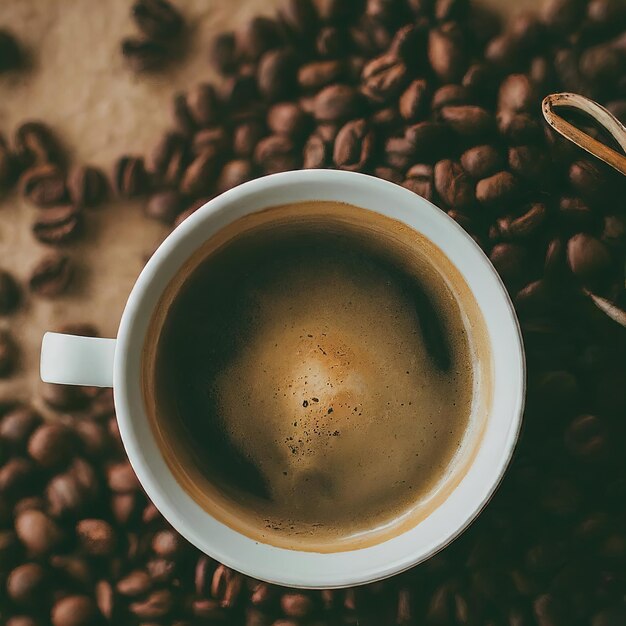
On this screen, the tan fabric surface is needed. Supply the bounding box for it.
[0,0,539,411]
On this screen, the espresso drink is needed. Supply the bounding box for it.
[143,201,492,552]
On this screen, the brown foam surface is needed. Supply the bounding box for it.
[144,201,492,552]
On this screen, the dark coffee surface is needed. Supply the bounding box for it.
[146,202,491,551]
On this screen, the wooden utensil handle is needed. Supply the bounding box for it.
[542,92,626,176]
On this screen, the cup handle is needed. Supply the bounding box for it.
[41,332,116,387]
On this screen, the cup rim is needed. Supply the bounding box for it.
[114,170,525,588]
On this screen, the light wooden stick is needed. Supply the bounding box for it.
[542,92,626,176]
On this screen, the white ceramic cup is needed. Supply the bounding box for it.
[40,170,525,589]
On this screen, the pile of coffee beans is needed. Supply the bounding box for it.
[1,0,625,624]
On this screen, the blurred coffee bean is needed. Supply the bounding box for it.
[51,595,97,626]
[498,74,538,113]
[434,159,474,209]
[121,37,168,72]
[76,518,116,556]
[0,407,41,451]
[257,49,298,102]
[28,422,75,469]
[0,269,20,315]
[15,121,63,166]
[32,205,83,245]
[460,145,503,179]
[566,233,611,289]
[114,156,149,197]
[67,165,108,208]
[7,562,48,605]
[132,0,183,41]
[476,171,520,209]
[145,190,184,224]
[129,588,174,620]
[0,29,21,72]
[313,84,365,122]
[107,461,140,493]
[564,414,607,460]
[0,457,38,499]
[428,22,467,83]
[19,164,67,206]
[0,330,17,377]
[15,509,63,556]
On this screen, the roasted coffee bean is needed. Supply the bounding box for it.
[217,160,254,192]
[180,150,219,196]
[212,564,243,608]
[498,74,538,113]
[152,529,186,557]
[267,103,309,137]
[254,135,299,173]
[28,422,75,469]
[237,16,282,62]
[298,60,345,90]
[32,205,82,245]
[51,595,97,626]
[129,588,174,620]
[67,165,108,208]
[303,134,328,168]
[361,53,409,104]
[7,562,48,605]
[565,414,607,459]
[374,165,403,183]
[0,330,17,377]
[233,121,265,158]
[19,164,67,206]
[439,105,495,141]
[333,119,374,171]
[313,84,364,122]
[0,29,21,72]
[211,32,238,75]
[132,0,183,41]
[431,84,470,111]
[316,25,344,57]
[569,159,608,200]
[117,569,152,597]
[41,382,88,411]
[428,22,466,83]
[476,171,520,209]
[0,406,41,450]
[192,128,229,156]
[279,0,318,39]
[489,243,530,286]
[434,159,475,209]
[557,196,598,232]
[399,79,430,121]
[508,145,549,182]
[220,70,258,109]
[107,461,141,493]
[350,15,392,56]
[170,91,196,136]
[114,156,149,197]
[281,593,314,618]
[497,111,544,144]
[566,233,611,289]
[462,62,497,99]
[500,203,547,239]
[46,472,86,518]
[121,37,168,72]
[145,190,184,224]
[148,132,188,187]
[76,518,116,556]
[461,145,503,179]
[403,164,434,201]
[15,509,63,556]
[185,85,219,128]
[257,48,298,102]
[15,121,63,166]
[405,121,452,160]
[0,457,37,499]
[0,133,16,187]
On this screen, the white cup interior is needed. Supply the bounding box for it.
[114,170,525,588]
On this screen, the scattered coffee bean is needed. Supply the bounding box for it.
[19,164,67,207]
[566,233,611,289]
[67,165,108,208]
[76,518,116,556]
[132,0,183,41]
[27,423,75,469]
[15,123,61,170]
[0,269,20,315]
[32,205,82,245]
[145,190,184,224]
[0,29,21,72]
[0,330,18,378]
[28,254,73,297]
[15,510,63,556]
[114,156,149,197]
[51,595,97,626]
[121,37,168,72]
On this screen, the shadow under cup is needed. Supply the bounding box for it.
[141,200,494,554]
